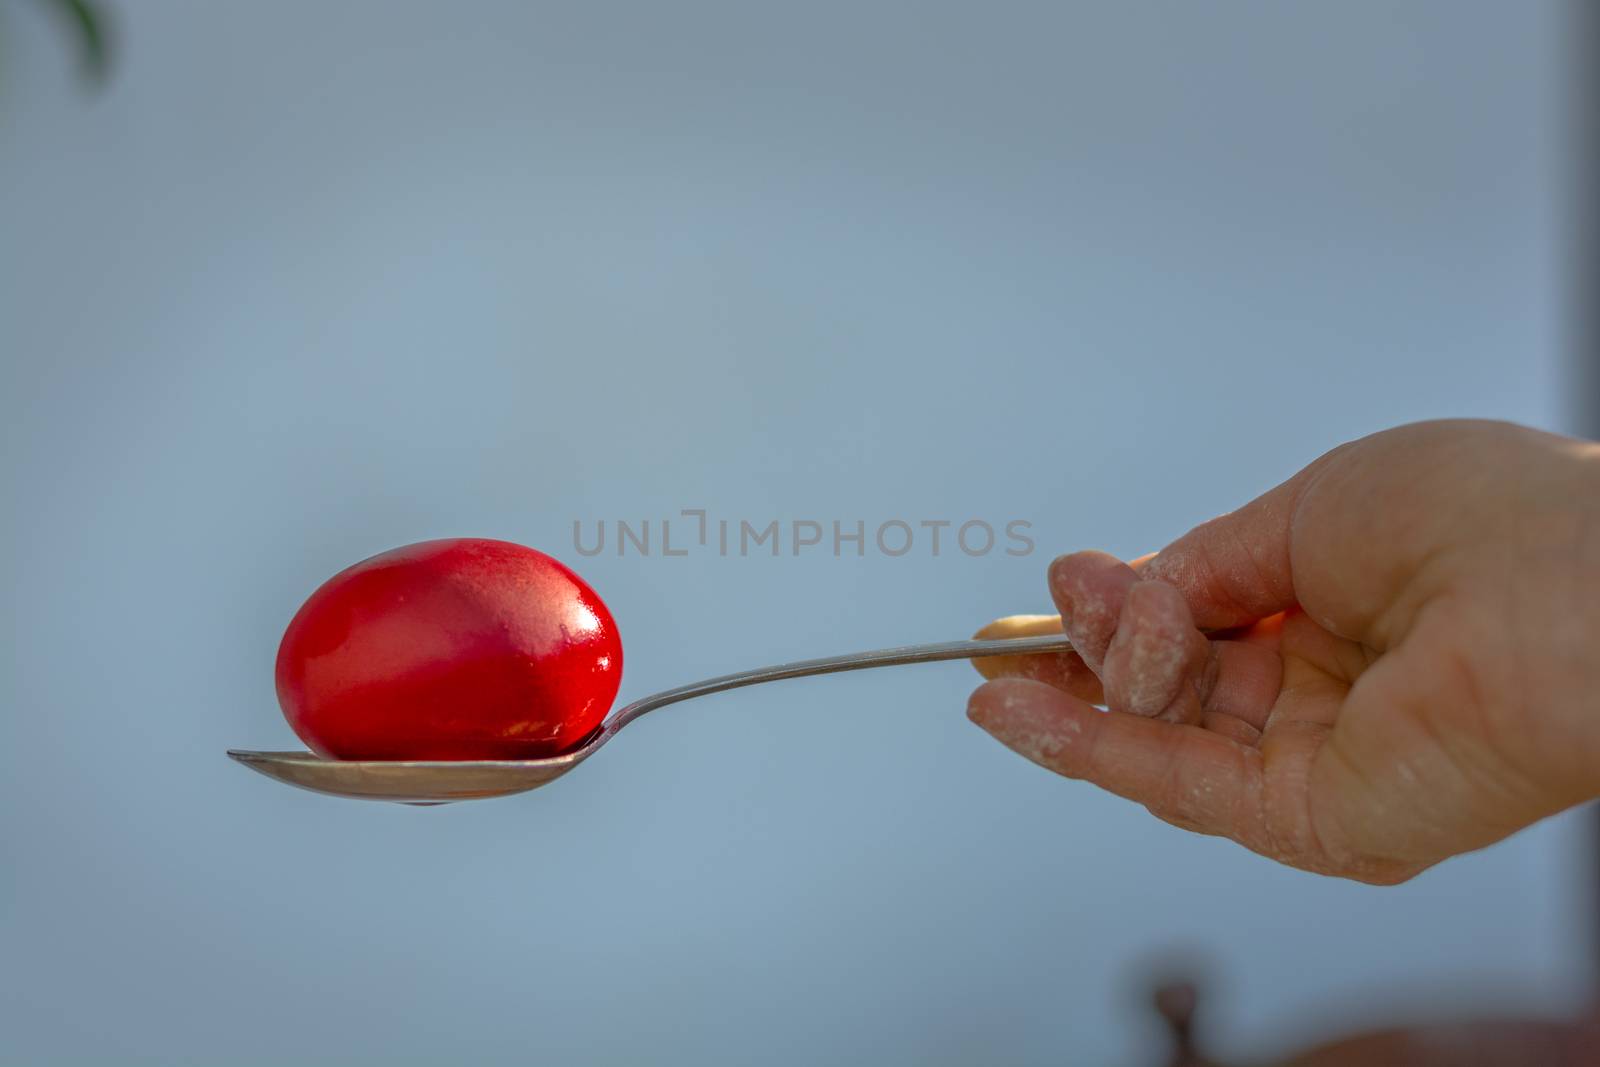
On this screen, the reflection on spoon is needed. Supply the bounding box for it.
[228,633,1073,804]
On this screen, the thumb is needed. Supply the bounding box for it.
[1139,459,1322,632]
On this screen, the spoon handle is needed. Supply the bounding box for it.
[606,633,1074,733]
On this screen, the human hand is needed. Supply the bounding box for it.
[968,420,1600,883]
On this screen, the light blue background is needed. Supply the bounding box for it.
[1,2,1587,1064]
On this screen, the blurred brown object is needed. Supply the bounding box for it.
[1145,971,1600,1067]
[1152,980,1218,1067]
[1278,1015,1600,1067]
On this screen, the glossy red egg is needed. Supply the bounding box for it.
[275,538,622,760]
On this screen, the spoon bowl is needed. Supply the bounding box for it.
[228,633,1073,804]
[226,748,594,803]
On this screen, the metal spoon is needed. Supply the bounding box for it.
[226,633,1072,804]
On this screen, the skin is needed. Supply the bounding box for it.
[968,419,1600,883]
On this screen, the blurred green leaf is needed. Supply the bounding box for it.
[40,0,110,84]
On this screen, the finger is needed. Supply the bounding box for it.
[1094,581,1284,731]
[1101,580,1211,724]
[1137,427,1484,643]
[1047,551,1140,674]
[970,614,1105,704]
[968,678,1266,844]
[1201,712,1262,746]
[1205,639,1283,731]
[1138,463,1318,631]
[1234,612,1287,649]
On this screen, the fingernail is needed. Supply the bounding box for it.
[966,690,992,727]
[1048,554,1075,624]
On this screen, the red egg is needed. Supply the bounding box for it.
[275,538,622,760]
